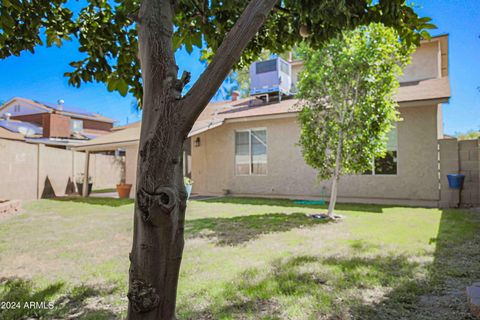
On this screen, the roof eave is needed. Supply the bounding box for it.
[398,97,450,107]
[72,139,139,152]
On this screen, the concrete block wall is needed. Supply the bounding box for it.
[439,138,480,208]
[439,139,460,208]
[458,139,480,207]
[0,139,124,200]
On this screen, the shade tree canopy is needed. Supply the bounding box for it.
[1,0,434,105]
[297,23,415,216]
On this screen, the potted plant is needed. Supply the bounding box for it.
[76,174,93,196]
[116,183,132,199]
[117,170,132,199]
[115,157,132,198]
[184,177,194,199]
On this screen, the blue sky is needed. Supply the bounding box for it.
[0,0,478,133]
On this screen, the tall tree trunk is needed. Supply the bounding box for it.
[127,1,278,319]
[127,1,187,319]
[327,129,344,217]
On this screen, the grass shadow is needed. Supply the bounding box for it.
[91,188,117,194]
[349,208,480,320]
[181,209,480,319]
[0,278,120,320]
[52,197,134,207]
[196,196,397,213]
[180,254,422,319]
[185,212,329,245]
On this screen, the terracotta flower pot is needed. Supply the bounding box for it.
[116,183,132,199]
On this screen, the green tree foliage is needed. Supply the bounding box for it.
[455,130,480,140]
[0,0,434,106]
[297,23,415,216]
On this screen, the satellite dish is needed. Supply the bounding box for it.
[18,126,35,137]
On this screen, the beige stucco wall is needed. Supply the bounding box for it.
[125,144,139,198]
[290,40,442,90]
[89,153,125,189]
[0,139,124,200]
[399,41,441,82]
[38,144,75,197]
[0,139,39,199]
[191,104,441,206]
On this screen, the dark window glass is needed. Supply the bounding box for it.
[374,151,397,175]
[256,60,277,74]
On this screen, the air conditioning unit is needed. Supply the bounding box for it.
[249,57,292,97]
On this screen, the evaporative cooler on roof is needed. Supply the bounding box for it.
[249,57,293,97]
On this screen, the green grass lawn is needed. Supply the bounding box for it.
[0,197,479,319]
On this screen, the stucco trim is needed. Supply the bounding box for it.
[225,112,298,124]
[399,98,450,108]
[188,120,224,137]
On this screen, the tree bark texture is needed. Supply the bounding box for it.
[127,0,278,319]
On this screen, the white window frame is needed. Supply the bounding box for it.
[234,128,268,176]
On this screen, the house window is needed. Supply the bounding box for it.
[13,105,21,113]
[366,126,398,175]
[70,119,84,133]
[235,129,267,175]
[256,60,277,74]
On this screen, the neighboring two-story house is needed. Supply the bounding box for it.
[0,97,115,148]
[76,34,451,207]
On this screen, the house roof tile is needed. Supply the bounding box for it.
[74,76,451,150]
[1,97,116,123]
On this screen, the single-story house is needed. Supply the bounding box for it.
[75,34,451,207]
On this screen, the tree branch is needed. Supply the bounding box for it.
[274,4,291,14]
[180,0,278,131]
[189,0,206,22]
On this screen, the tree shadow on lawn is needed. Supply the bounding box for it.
[52,196,134,207]
[185,212,329,246]
[0,278,121,320]
[196,196,397,213]
[181,209,480,319]
[180,254,422,319]
[352,209,480,320]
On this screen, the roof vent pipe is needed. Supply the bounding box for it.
[57,99,65,111]
[231,91,240,101]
